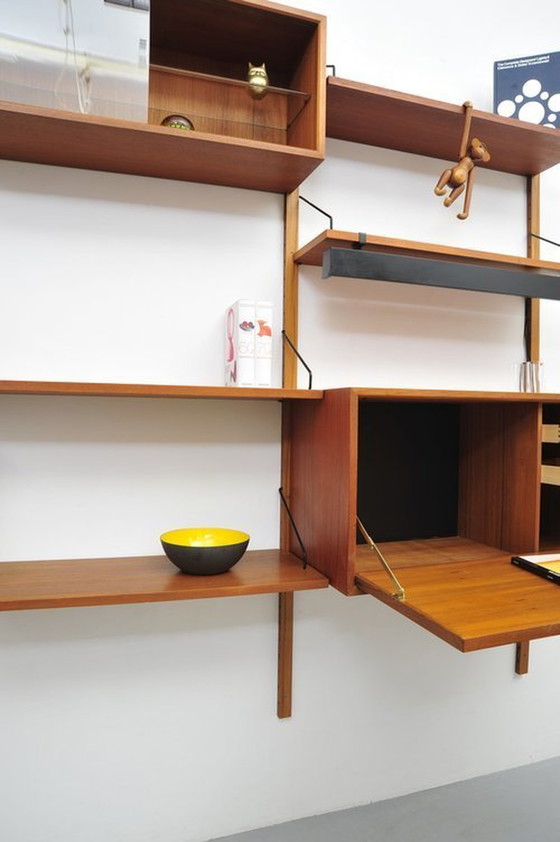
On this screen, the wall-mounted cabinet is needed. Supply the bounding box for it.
[0,0,326,193]
[149,0,324,150]
[287,388,560,654]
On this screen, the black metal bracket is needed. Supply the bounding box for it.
[281,330,313,390]
[530,232,560,249]
[326,64,336,77]
[352,232,367,250]
[279,487,308,569]
[523,299,531,362]
[299,195,334,230]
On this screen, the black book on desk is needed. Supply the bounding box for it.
[511,553,560,584]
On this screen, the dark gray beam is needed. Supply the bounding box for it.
[322,248,560,300]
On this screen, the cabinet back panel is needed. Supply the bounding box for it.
[540,485,560,548]
[358,402,460,543]
[148,68,287,143]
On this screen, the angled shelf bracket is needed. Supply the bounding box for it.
[281,330,314,390]
[299,195,334,229]
[279,487,308,569]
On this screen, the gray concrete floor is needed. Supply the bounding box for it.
[212,757,560,841]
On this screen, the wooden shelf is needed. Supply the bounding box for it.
[295,230,560,273]
[0,380,323,401]
[327,76,560,176]
[331,386,560,403]
[295,230,560,299]
[0,550,328,612]
[356,539,560,652]
[0,100,323,193]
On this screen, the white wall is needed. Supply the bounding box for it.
[2,2,560,841]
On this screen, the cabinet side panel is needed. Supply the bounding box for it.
[501,402,541,553]
[288,21,326,153]
[458,404,505,548]
[288,390,357,593]
[459,402,541,554]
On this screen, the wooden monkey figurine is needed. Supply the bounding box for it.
[434,101,490,220]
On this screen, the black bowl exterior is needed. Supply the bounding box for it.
[161,539,249,575]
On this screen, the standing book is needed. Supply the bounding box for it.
[225,299,256,387]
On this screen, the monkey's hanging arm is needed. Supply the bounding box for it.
[458,101,473,158]
[434,101,490,221]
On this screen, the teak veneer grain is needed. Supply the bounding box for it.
[0,551,328,611]
[356,553,560,652]
[0,101,323,193]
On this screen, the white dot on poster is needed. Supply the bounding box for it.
[543,124,557,129]
[515,94,524,103]
[523,78,542,97]
[548,114,557,122]
[518,101,546,123]
[497,99,516,117]
[541,91,550,100]
[547,93,560,112]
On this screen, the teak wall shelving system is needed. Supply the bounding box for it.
[4,2,560,709]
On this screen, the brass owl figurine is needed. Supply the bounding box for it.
[246,62,269,99]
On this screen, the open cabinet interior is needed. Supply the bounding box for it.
[149,0,323,150]
[288,389,560,653]
[355,397,543,577]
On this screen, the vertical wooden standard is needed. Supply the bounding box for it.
[277,591,294,718]
[515,173,542,676]
[283,188,300,388]
[276,188,302,718]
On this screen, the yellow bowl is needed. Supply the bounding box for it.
[160,527,250,575]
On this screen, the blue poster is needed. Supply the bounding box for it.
[494,51,560,128]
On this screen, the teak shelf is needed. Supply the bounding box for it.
[294,230,560,300]
[295,230,560,273]
[0,101,322,194]
[0,551,327,612]
[287,388,560,657]
[0,380,323,401]
[327,76,560,175]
